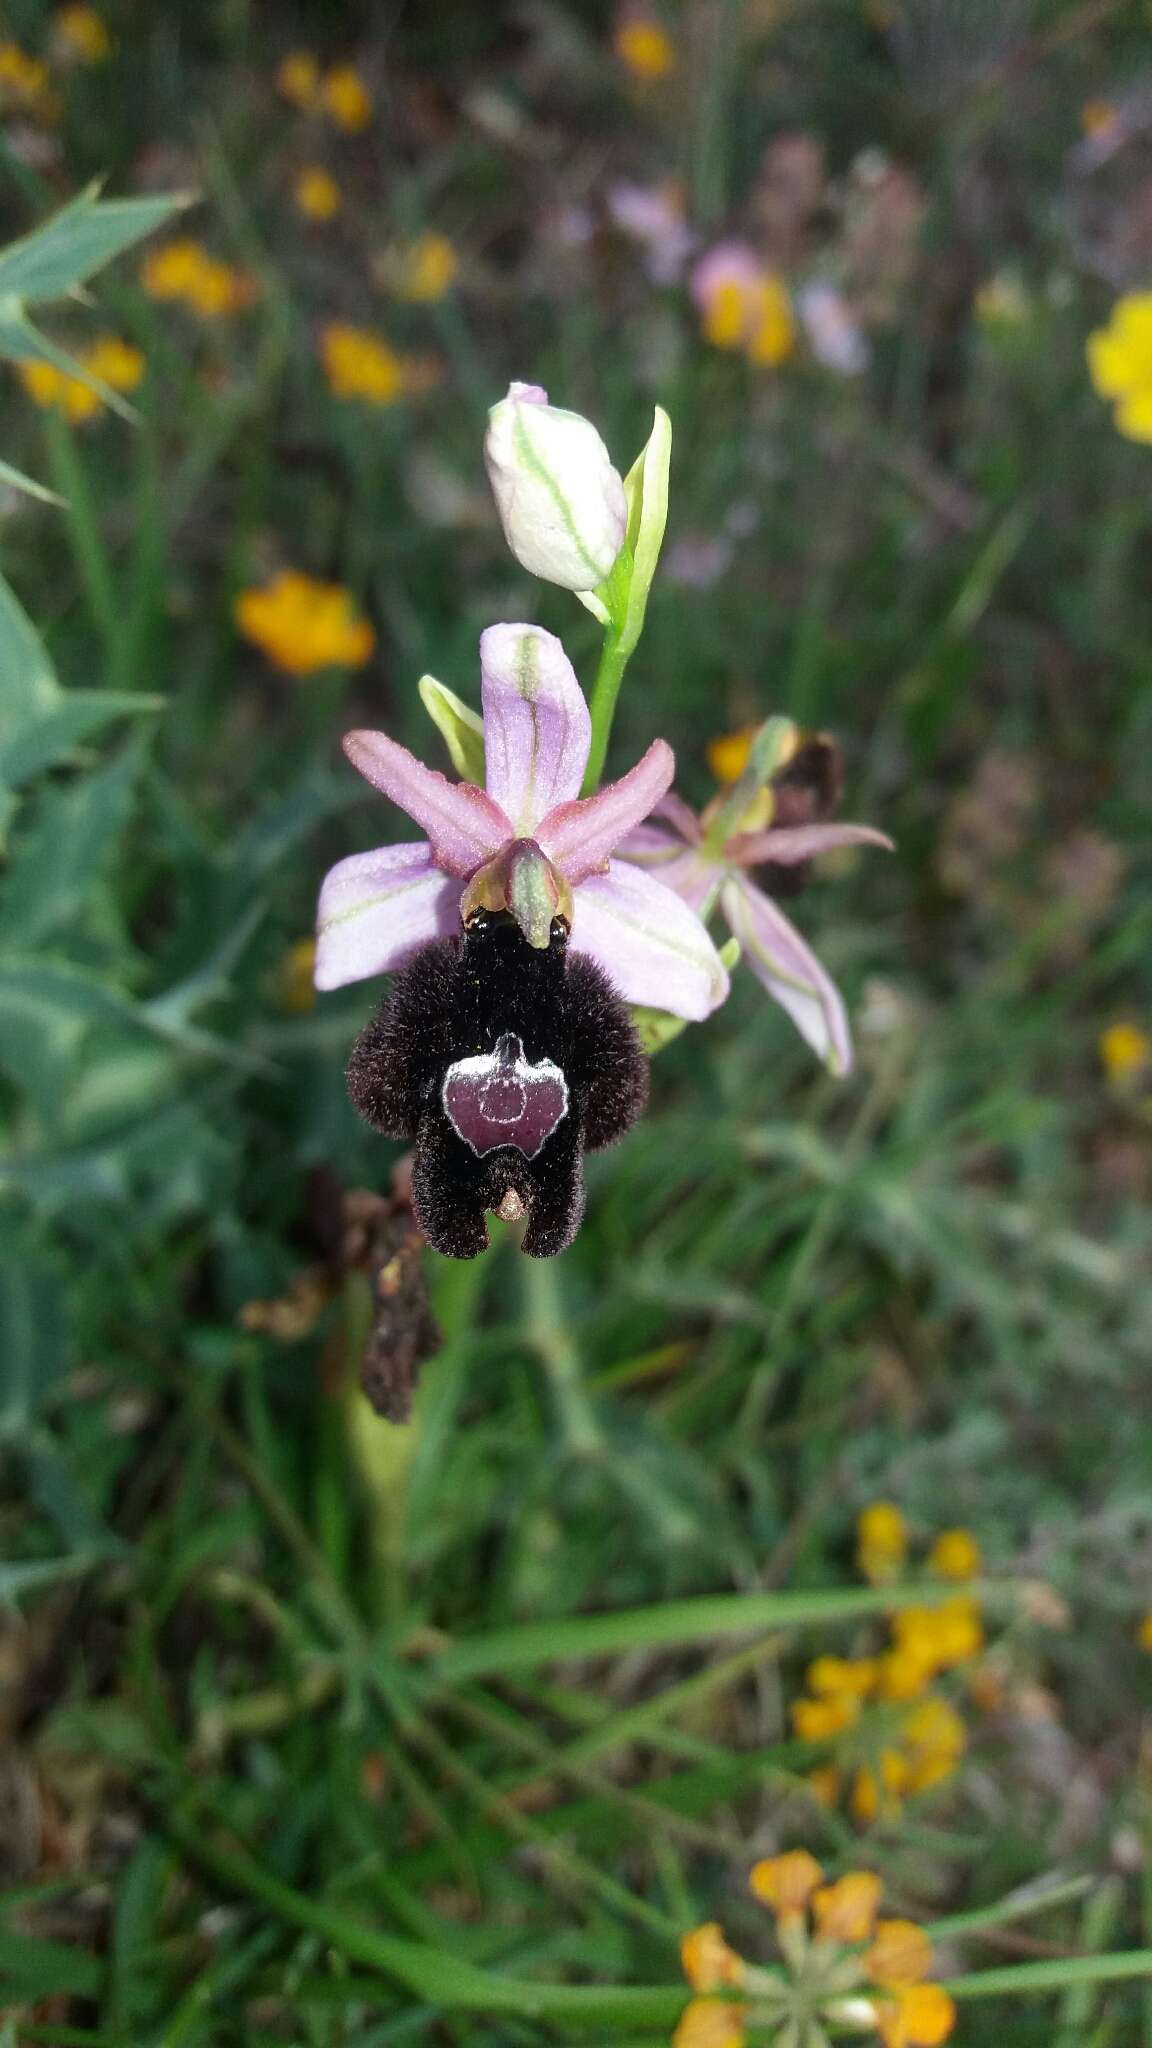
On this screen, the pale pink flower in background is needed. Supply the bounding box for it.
[316,623,730,1021]
[605,180,696,283]
[796,280,871,375]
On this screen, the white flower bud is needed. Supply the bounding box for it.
[484,382,627,591]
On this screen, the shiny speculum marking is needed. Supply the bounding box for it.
[441,1032,569,1158]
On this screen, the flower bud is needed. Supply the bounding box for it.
[484,382,627,591]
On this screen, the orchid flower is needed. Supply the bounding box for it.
[315,621,730,1023]
[620,719,892,1074]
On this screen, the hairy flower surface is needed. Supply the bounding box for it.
[621,722,890,1072]
[315,622,729,1019]
[235,570,375,676]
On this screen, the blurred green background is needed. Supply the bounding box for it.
[2,0,1152,2040]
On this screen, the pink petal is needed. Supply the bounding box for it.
[571,860,729,1021]
[724,822,894,865]
[618,834,721,915]
[479,622,591,834]
[652,790,703,843]
[537,739,675,884]
[315,840,460,990]
[343,731,511,878]
[721,876,853,1075]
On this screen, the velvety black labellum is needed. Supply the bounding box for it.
[346,910,648,1259]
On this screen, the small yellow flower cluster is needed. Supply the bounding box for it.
[141,239,257,320]
[674,1855,955,2048]
[277,50,372,131]
[0,40,52,106]
[1088,294,1152,443]
[54,5,111,63]
[393,233,458,303]
[234,570,375,677]
[1139,1613,1152,1653]
[693,249,795,369]
[1099,1021,1150,1087]
[319,323,439,406]
[790,1506,983,1824]
[615,14,676,81]
[293,165,342,223]
[19,334,144,422]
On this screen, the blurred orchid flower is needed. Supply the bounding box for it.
[484,383,627,591]
[605,180,695,284]
[620,719,892,1073]
[315,623,730,1021]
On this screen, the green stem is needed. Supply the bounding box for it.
[44,410,122,673]
[520,1250,602,1456]
[581,627,630,794]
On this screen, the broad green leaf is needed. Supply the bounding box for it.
[0,568,59,735]
[0,739,143,946]
[0,1926,103,1999]
[0,691,161,791]
[0,1247,68,1432]
[0,184,191,303]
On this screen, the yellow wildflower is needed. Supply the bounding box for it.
[320,324,405,405]
[1088,294,1152,442]
[875,1645,936,1703]
[900,1696,967,1792]
[706,725,757,784]
[748,1849,823,1925]
[811,1870,882,1944]
[1139,1613,1152,1651]
[866,1919,934,1988]
[19,334,143,422]
[791,1692,861,1741]
[806,1764,842,1808]
[1080,98,1120,141]
[680,1923,746,1991]
[293,165,342,222]
[746,276,796,368]
[234,570,375,676]
[395,232,458,302]
[851,1749,909,1825]
[615,14,675,80]
[54,5,112,61]
[857,1501,908,1584]
[140,240,254,319]
[928,1528,982,1581]
[806,1655,877,1699]
[322,62,371,132]
[278,50,318,107]
[672,2000,746,2048]
[0,41,49,102]
[1100,1021,1150,1084]
[278,938,318,1014]
[874,1982,956,2048]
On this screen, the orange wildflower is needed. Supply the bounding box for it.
[811,1870,883,1944]
[680,1923,746,1991]
[749,1849,823,1925]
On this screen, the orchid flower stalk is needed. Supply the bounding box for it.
[484,384,673,796]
